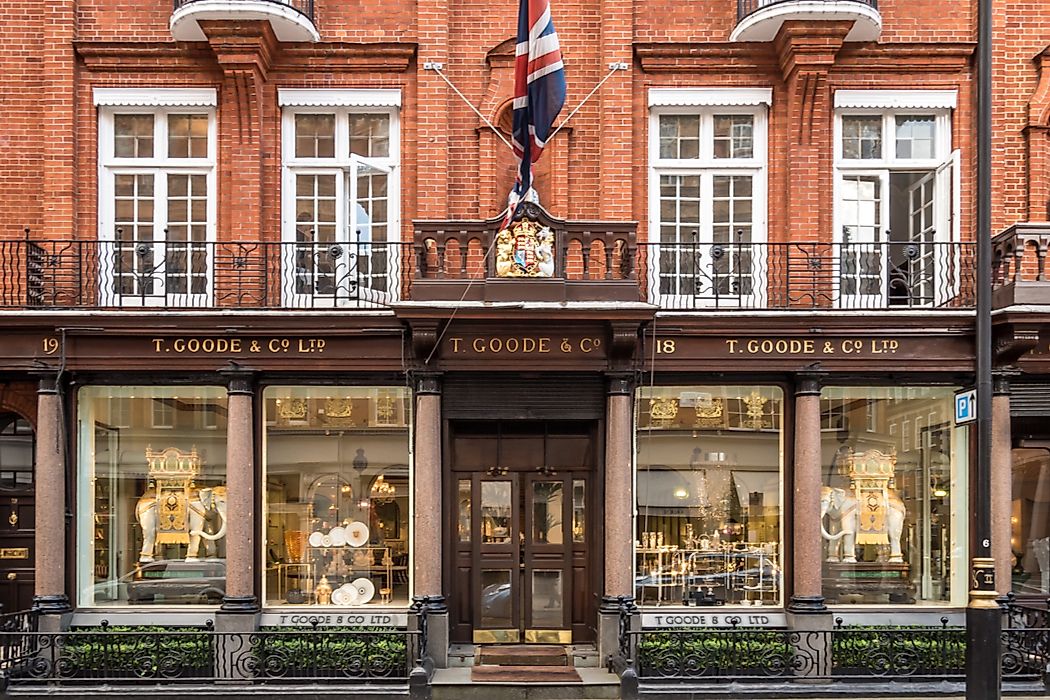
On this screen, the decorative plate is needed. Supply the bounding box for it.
[321,534,333,548]
[308,531,324,548]
[337,583,360,606]
[352,577,375,606]
[329,526,347,547]
[331,586,352,606]
[346,521,369,547]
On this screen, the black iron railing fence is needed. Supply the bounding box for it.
[638,239,976,310]
[0,237,407,310]
[737,0,877,22]
[0,617,428,691]
[172,0,314,22]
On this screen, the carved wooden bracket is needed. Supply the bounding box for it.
[994,323,1041,366]
[408,320,442,366]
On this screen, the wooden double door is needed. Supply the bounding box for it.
[448,421,598,644]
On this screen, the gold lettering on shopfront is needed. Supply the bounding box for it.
[151,338,327,355]
[447,336,599,355]
[723,338,900,356]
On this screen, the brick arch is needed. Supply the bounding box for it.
[0,383,37,432]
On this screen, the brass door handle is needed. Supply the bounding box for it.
[6,572,16,581]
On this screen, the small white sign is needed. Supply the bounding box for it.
[260,612,408,628]
[641,611,787,629]
[955,389,976,425]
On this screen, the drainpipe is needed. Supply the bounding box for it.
[965,0,1001,692]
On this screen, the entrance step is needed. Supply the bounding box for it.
[448,643,476,668]
[432,667,620,700]
[477,644,569,666]
[568,643,599,668]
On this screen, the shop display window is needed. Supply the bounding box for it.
[1011,447,1050,595]
[819,386,968,605]
[77,386,228,607]
[635,386,784,607]
[263,386,411,607]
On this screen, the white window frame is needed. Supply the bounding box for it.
[280,91,401,308]
[833,97,960,309]
[648,90,769,310]
[96,91,217,308]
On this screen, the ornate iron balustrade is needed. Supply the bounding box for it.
[621,616,968,684]
[639,240,975,311]
[172,0,314,21]
[992,223,1050,307]
[1002,596,1050,684]
[737,0,877,22]
[0,618,426,689]
[0,237,408,310]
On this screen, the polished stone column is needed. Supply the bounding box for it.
[33,373,70,614]
[220,369,258,613]
[599,373,635,668]
[992,373,1013,595]
[790,373,826,613]
[413,373,448,667]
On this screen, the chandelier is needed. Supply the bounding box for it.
[370,475,396,504]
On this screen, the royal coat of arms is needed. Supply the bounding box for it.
[496,219,555,278]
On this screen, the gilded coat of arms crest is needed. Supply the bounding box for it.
[496,219,555,278]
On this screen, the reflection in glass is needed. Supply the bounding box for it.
[532,481,563,544]
[480,570,513,628]
[481,481,512,544]
[458,479,471,542]
[262,386,411,607]
[77,386,228,607]
[1012,448,1050,594]
[531,570,563,627]
[635,386,783,607]
[819,386,966,605]
[572,480,585,543]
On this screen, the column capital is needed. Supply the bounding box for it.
[606,372,635,396]
[220,364,257,395]
[410,594,448,614]
[795,371,826,397]
[992,369,1020,396]
[414,372,443,396]
[32,371,61,395]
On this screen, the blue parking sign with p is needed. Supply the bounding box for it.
[955,389,976,425]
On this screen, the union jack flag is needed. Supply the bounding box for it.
[506,0,565,223]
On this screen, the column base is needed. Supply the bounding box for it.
[32,594,71,614]
[787,595,827,614]
[412,595,448,669]
[598,596,636,674]
[220,595,260,613]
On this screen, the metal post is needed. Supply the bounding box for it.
[966,0,1001,691]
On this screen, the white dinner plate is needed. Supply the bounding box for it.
[346,522,369,547]
[308,531,324,548]
[329,526,347,547]
[321,534,333,548]
[352,577,375,605]
[339,583,360,606]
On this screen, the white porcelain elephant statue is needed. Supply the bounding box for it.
[820,486,906,564]
[135,486,227,562]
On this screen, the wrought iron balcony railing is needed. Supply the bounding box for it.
[0,237,407,310]
[639,239,975,311]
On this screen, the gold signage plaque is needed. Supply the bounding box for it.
[0,548,29,560]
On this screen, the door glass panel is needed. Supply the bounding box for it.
[481,481,512,544]
[458,479,471,542]
[532,481,563,544]
[531,570,563,628]
[480,570,513,628]
[572,480,585,542]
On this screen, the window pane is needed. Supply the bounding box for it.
[262,386,411,607]
[458,479,472,542]
[0,414,34,490]
[1013,448,1050,595]
[842,115,882,160]
[114,114,154,158]
[895,115,936,159]
[294,114,336,158]
[659,115,700,159]
[820,386,966,605]
[713,115,753,159]
[635,386,784,606]
[168,114,208,158]
[350,114,390,157]
[77,387,228,606]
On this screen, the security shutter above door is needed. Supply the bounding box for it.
[442,374,605,420]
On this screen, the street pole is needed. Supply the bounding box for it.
[965,0,1001,691]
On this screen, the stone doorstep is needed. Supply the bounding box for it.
[431,667,620,700]
[451,644,599,668]
[478,644,570,667]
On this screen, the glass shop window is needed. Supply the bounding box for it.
[820,386,968,606]
[77,386,228,607]
[1011,448,1050,595]
[263,386,411,608]
[635,385,784,607]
